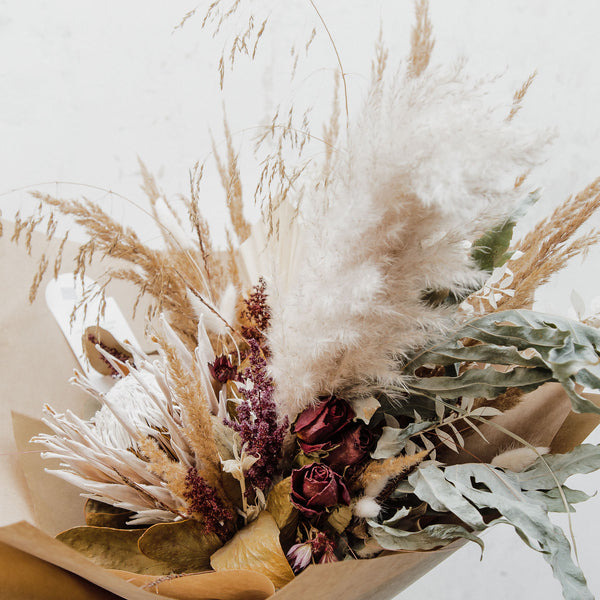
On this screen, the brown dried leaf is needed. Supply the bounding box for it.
[210,511,294,588]
[56,526,170,575]
[138,520,222,574]
[84,500,134,529]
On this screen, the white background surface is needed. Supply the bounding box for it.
[1,2,600,598]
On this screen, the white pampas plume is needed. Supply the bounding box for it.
[267,63,550,420]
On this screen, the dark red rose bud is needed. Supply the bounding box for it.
[208,355,238,384]
[293,395,354,444]
[323,423,373,471]
[290,463,351,517]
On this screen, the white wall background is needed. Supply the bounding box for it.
[1,2,600,598]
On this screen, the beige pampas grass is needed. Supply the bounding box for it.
[267,56,550,420]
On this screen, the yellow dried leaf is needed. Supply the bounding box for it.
[56,526,170,575]
[265,477,298,547]
[84,499,134,529]
[210,511,294,588]
[138,520,222,574]
[327,505,353,534]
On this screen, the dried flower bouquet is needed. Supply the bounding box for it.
[4,2,600,599]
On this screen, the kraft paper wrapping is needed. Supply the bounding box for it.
[2,222,600,600]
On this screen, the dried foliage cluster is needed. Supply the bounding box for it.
[5,3,600,599]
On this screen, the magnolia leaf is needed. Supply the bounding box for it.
[327,505,353,534]
[372,422,434,459]
[369,522,483,554]
[349,395,381,423]
[515,444,600,491]
[444,463,593,600]
[265,477,298,547]
[109,568,275,600]
[408,464,485,530]
[210,511,295,588]
[56,526,171,575]
[525,486,592,513]
[138,519,222,573]
[84,499,134,529]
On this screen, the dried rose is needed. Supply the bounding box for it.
[292,395,354,444]
[297,438,337,456]
[323,423,373,471]
[290,463,350,517]
[208,355,239,384]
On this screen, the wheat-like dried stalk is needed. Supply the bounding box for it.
[212,116,252,243]
[408,0,434,78]
[9,180,234,347]
[158,336,232,511]
[495,178,600,310]
[507,71,537,122]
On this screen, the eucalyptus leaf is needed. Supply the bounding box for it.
[443,463,593,600]
[84,499,135,529]
[349,395,381,423]
[515,444,600,491]
[138,519,222,573]
[57,526,171,575]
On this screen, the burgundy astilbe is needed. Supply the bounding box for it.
[184,467,234,539]
[226,338,287,491]
[242,277,271,349]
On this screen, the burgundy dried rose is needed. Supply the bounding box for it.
[208,355,238,384]
[323,423,373,471]
[290,463,350,517]
[297,438,337,456]
[292,395,354,444]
